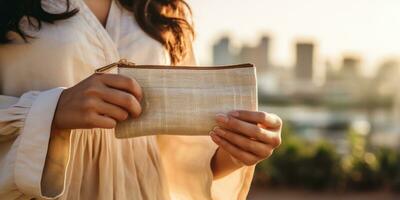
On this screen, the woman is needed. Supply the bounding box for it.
[0,0,282,199]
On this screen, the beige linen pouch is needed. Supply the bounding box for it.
[96,60,258,138]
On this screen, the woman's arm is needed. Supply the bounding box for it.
[41,72,143,196]
[210,110,282,179]
[0,72,143,198]
[0,89,65,198]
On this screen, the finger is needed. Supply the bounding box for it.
[213,127,273,158]
[95,100,129,121]
[87,113,117,129]
[98,73,143,101]
[215,114,281,147]
[210,131,260,166]
[98,86,142,117]
[228,110,282,129]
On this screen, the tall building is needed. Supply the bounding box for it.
[295,42,314,81]
[236,36,270,73]
[374,60,400,97]
[259,36,270,61]
[212,37,235,65]
[341,56,360,75]
[254,36,270,72]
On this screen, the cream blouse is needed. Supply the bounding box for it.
[0,0,254,199]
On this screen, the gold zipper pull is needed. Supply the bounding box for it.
[95,59,136,73]
[118,59,136,66]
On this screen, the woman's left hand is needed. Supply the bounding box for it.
[210,110,282,166]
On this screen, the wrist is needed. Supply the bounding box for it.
[211,147,243,180]
[51,88,68,132]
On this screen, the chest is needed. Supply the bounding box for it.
[84,0,112,26]
[0,0,168,96]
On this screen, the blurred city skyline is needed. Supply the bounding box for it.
[188,0,400,76]
[186,1,400,197]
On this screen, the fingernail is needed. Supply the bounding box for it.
[215,113,229,123]
[229,111,239,117]
[267,113,281,127]
[209,131,218,140]
[214,127,226,136]
[212,134,221,142]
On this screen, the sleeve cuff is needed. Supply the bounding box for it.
[13,87,66,199]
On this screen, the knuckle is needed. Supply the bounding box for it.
[227,117,238,127]
[84,86,100,97]
[83,113,97,127]
[83,98,97,110]
[120,75,135,89]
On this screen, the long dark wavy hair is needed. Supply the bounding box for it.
[0,0,194,64]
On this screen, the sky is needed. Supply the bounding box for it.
[187,0,400,75]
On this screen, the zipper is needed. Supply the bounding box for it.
[95,59,135,73]
[95,59,253,73]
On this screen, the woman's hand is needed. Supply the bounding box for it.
[52,73,143,130]
[210,110,282,178]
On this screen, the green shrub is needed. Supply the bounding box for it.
[254,122,400,192]
[341,129,383,190]
[376,148,399,182]
[342,152,383,190]
[255,123,307,186]
[256,123,341,190]
[375,147,400,192]
[298,142,342,190]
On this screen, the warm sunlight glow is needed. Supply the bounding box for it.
[188,0,400,75]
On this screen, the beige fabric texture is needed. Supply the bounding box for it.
[115,65,258,138]
[0,0,255,199]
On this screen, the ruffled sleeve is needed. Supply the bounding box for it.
[156,46,255,200]
[0,88,70,199]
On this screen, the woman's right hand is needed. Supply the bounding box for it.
[52,73,143,130]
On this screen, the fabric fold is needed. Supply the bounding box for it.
[157,135,254,200]
[10,87,68,199]
[156,135,218,199]
[0,92,37,141]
